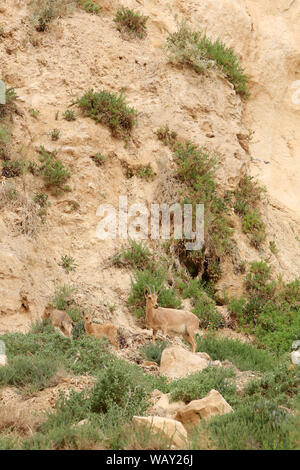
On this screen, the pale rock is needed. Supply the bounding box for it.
[176,389,233,428]
[132,416,187,449]
[0,354,7,367]
[160,346,211,379]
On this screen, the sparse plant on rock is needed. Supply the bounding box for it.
[114,7,148,39]
[29,108,40,119]
[166,22,250,98]
[75,0,102,15]
[77,89,137,139]
[38,146,70,192]
[136,164,155,181]
[90,152,107,166]
[62,109,76,121]
[30,0,73,32]
[2,159,26,178]
[60,255,78,273]
[49,128,60,141]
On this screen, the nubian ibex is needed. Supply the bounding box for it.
[42,304,73,338]
[144,287,199,353]
[83,313,119,350]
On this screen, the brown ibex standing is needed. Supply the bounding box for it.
[145,287,199,353]
[83,313,119,350]
[42,304,73,338]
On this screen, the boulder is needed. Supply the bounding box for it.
[176,389,233,427]
[132,416,187,449]
[0,354,7,366]
[160,346,211,379]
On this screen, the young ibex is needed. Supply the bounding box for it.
[42,304,73,338]
[83,313,119,350]
[145,287,199,353]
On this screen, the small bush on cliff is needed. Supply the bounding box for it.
[30,0,73,32]
[166,22,249,98]
[75,0,102,15]
[39,146,70,191]
[196,334,275,372]
[62,109,76,121]
[172,141,234,282]
[230,261,300,352]
[113,239,152,270]
[234,176,266,247]
[2,159,26,178]
[114,7,148,39]
[77,89,137,139]
[0,356,61,395]
[128,267,182,318]
[60,255,78,273]
[170,366,236,404]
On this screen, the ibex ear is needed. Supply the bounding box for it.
[144,285,151,298]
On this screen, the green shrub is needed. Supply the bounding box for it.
[192,300,223,329]
[52,284,75,310]
[62,109,76,121]
[245,364,300,406]
[136,164,155,181]
[49,128,60,141]
[155,124,178,150]
[39,146,70,190]
[75,0,102,15]
[71,320,85,339]
[172,141,234,281]
[60,255,78,273]
[2,159,26,178]
[140,339,169,365]
[208,398,298,450]
[196,335,275,372]
[29,108,40,119]
[30,0,73,32]
[128,267,182,318]
[28,160,39,175]
[33,192,48,207]
[170,366,236,404]
[89,360,148,416]
[77,89,137,139]
[234,176,266,247]
[229,262,300,352]
[114,7,148,39]
[0,356,61,395]
[0,326,112,378]
[113,239,152,270]
[166,22,249,98]
[90,152,107,166]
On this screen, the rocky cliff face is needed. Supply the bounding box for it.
[0,0,299,334]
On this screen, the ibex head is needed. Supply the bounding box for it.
[144,285,160,308]
[82,312,92,323]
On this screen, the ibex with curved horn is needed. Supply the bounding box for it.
[144,286,199,353]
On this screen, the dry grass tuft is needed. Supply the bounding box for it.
[0,181,42,237]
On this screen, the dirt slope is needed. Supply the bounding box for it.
[0,0,299,335]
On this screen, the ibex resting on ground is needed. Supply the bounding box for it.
[145,287,199,353]
[83,313,119,350]
[42,305,73,338]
